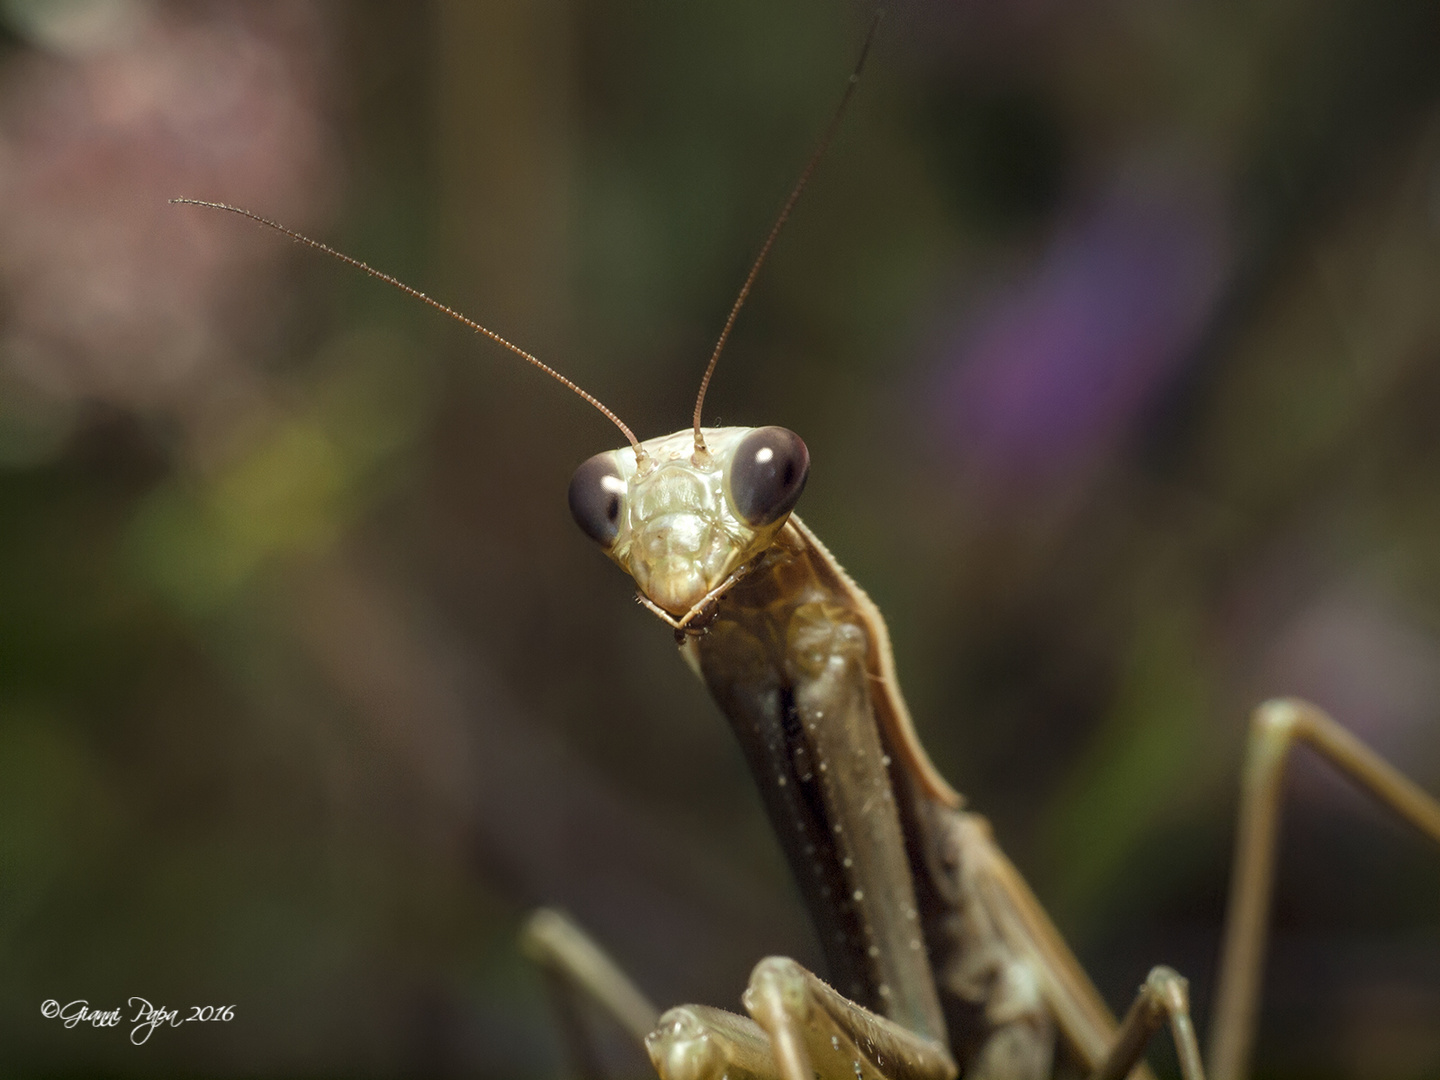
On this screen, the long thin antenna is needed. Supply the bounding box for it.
[690,9,883,459]
[171,198,645,459]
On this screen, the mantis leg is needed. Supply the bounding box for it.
[1207,699,1440,1080]
[647,955,956,1080]
[519,909,783,1080]
[1085,967,1204,1080]
[520,908,662,1079]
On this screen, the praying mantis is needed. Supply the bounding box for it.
[177,17,1440,1080]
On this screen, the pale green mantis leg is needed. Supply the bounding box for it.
[647,956,956,1080]
[520,906,779,1080]
[647,1002,777,1080]
[520,912,955,1080]
[1085,967,1204,1080]
[1207,699,1440,1080]
[520,908,662,1079]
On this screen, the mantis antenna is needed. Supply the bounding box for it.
[169,198,647,463]
[690,9,883,461]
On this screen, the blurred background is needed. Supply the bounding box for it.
[1,0,1438,1076]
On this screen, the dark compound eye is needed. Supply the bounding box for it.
[728,426,809,527]
[568,452,626,547]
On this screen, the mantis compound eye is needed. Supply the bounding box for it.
[727,426,810,527]
[568,452,626,547]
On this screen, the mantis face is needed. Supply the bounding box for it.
[568,425,809,619]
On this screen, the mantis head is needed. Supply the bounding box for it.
[568,426,809,623]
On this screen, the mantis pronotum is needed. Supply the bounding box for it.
[177,20,1440,1080]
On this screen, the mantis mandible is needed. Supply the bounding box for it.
[176,20,1440,1080]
